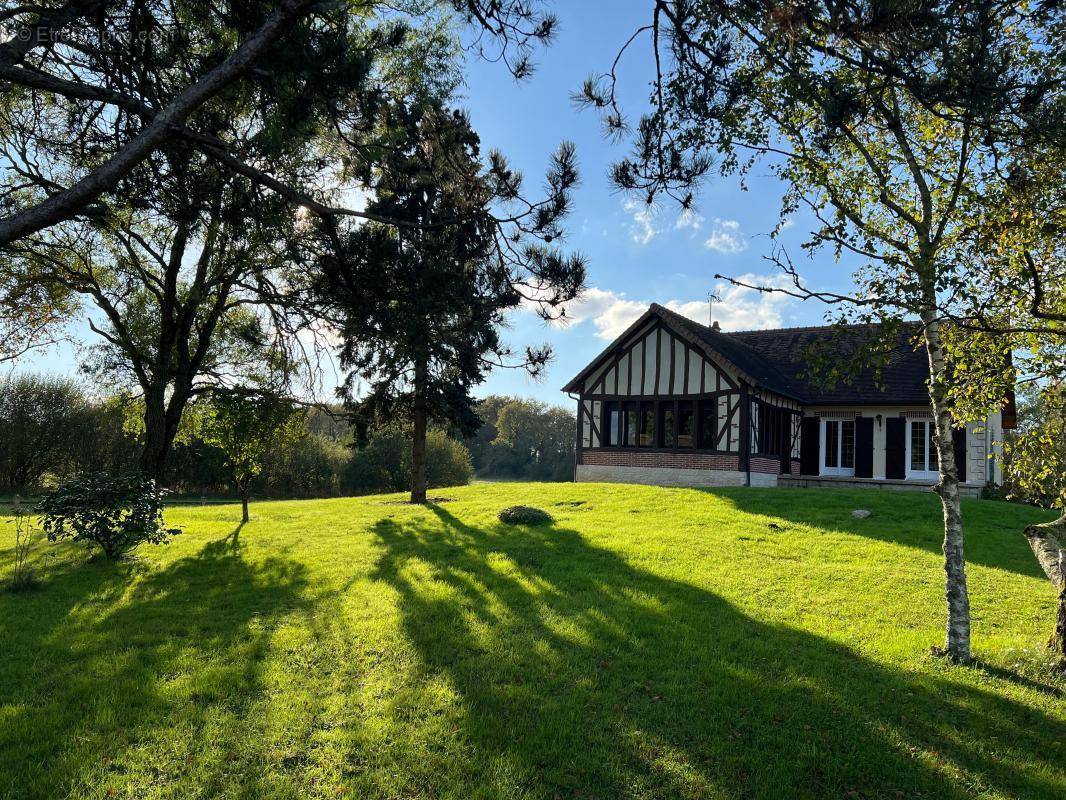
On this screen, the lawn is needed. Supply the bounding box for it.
[1,484,1063,800]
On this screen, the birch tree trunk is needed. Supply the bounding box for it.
[1022,513,1066,661]
[921,310,972,663]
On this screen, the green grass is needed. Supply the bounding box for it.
[1,484,1063,800]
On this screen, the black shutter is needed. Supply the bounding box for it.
[885,417,906,479]
[953,427,967,483]
[800,417,820,475]
[855,417,874,478]
[779,410,792,474]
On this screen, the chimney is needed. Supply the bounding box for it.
[711,320,721,332]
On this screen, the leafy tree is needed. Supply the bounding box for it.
[344,427,473,496]
[200,391,303,522]
[263,433,350,498]
[1003,383,1066,663]
[317,103,584,503]
[0,374,90,490]
[486,398,575,481]
[584,0,1065,664]
[1,1,571,480]
[463,395,516,472]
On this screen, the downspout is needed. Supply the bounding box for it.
[986,415,993,487]
[568,391,580,483]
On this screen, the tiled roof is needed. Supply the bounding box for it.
[563,303,930,405]
[729,322,929,404]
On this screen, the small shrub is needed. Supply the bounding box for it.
[7,495,36,591]
[498,505,554,526]
[37,473,179,560]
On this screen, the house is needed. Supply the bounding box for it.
[561,304,1015,496]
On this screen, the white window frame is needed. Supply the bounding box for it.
[906,419,939,480]
[820,418,855,477]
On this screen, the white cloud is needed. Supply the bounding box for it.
[549,274,793,341]
[675,210,704,231]
[623,199,658,245]
[704,218,748,254]
[552,287,647,338]
[622,201,707,244]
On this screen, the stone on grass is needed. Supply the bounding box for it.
[852,509,872,519]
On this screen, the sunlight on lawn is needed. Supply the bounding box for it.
[1,484,1063,799]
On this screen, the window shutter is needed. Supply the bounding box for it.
[885,418,906,479]
[855,417,874,478]
[952,427,967,483]
[799,417,819,475]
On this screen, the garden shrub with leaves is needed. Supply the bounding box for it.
[37,473,179,560]
[498,505,554,526]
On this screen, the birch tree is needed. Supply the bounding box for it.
[581,1,1065,663]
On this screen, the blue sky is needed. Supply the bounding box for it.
[460,3,852,405]
[19,2,860,407]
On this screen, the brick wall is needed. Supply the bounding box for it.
[749,456,781,474]
[580,450,740,471]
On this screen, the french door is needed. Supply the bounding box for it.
[821,419,855,476]
[907,419,939,479]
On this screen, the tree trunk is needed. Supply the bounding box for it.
[1022,513,1066,661]
[921,311,971,663]
[140,389,170,483]
[410,358,428,504]
[139,383,189,485]
[1054,573,1066,661]
[241,489,250,523]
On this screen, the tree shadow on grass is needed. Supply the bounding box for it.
[0,534,310,797]
[698,487,1054,580]
[368,504,1065,800]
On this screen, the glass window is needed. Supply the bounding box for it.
[841,420,855,468]
[825,420,839,468]
[677,401,694,448]
[659,403,676,448]
[604,401,620,447]
[909,419,939,474]
[698,400,716,449]
[911,420,926,471]
[623,402,639,447]
[639,403,656,447]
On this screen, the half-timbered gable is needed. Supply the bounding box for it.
[564,303,1015,494]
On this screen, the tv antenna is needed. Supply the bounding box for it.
[707,292,722,328]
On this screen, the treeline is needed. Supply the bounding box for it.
[0,376,574,496]
[464,396,575,482]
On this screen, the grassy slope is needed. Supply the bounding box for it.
[0,484,1063,800]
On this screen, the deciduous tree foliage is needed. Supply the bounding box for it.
[200,390,303,522]
[585,0,1065,664]
[0,374,89,490]
[1004,384,1066,661]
